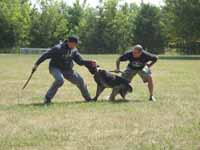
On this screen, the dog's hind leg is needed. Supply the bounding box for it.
[119,90,126,99]
[93,84,105,101]
[119,87,128,99]
[109,86,121,101]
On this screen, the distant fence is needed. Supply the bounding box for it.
[20,48,49,54]
[1,48,200,60]
[169,42,200,55]
[159,55,200,60]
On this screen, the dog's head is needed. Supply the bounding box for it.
[84,60,99,75]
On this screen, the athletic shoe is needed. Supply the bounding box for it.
[85,97,94,102]
[149,96,157,102]
[44,96,51,105]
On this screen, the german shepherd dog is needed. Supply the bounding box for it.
[85,61,133,101]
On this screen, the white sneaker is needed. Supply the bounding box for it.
[149,96,157,102]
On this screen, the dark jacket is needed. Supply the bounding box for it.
[35,42,85,70]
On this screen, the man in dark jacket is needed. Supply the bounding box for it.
[112,45,158,101]
[33,36,92,104]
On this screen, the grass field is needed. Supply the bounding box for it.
[0,54,200,150]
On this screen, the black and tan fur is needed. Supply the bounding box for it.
[85,61,133,101]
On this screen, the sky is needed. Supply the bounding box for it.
[30,0,164,7]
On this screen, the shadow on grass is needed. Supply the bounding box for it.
[17,99,143,107]
[0,99,144,110]
[15,101,87,108]
[110,99,143,104]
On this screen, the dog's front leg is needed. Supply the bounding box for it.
[93,84,105,101]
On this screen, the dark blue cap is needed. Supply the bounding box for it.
[68,35,81,44]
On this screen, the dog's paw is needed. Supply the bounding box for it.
[92,97,98,101]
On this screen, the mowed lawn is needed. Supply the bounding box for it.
[0,54,199,150]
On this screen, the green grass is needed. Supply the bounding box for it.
[0,54,200,150]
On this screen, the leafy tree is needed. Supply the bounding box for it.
[65,0,85,34]
[77,7,101,53]
[2,0,199,55]
[78,0,139,54]
[78,0,119,53]
[29,0,68,47]
[133,4,166,54]
[164,0,200,42]
[0,0,30,50]
[114,3,139,52]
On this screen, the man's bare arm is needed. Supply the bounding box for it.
[147,56,158,68]
[115,58,121,72]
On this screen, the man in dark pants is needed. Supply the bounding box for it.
[112,45,158,101]
[33,36,92,104]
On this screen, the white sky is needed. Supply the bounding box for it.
[30,0,164,7]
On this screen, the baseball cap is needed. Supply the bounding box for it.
[68,35,81,44]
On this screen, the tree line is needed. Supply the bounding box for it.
[0,0,199,54]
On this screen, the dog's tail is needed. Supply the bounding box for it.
[127,84,133,92]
